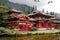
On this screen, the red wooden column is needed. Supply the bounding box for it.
[20,23,29,31]
[48,23,51,29]
[18,23,21,31]
[21,23,26,31]
[25,23,29,31]
[18,23,25,31]
[44,21,49,28]
[50,22,55,29]
[37,21,43,28]
[21,25,25,31]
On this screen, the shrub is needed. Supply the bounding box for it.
[30,27,38,31]
[0,27,6,31]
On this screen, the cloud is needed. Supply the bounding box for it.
[39,0,60,13]
[9,0,49,7]
[9,0,59,13]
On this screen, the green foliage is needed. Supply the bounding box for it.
[0,27,6,31]
[32,6,35,12]
[0,0,33,14]
[21,6,32,14]
[0,5,11,13]
[27,7,31,14]
[0,4,11,27]
[0,4,11,17]
[30,27,38,31]
[0,21,7,27]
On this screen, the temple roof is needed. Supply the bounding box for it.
[29,18,37,21]
[7,9,24,14]
[28,10,53,18]
[52,21,60,24]
[50,18,57,20]
[6,16,18,21]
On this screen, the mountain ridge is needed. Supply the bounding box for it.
[0,0,32,14]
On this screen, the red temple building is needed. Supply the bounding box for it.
[6,9,56,31]
[49,18,60,29]
[28,10,55,30]
[6,9,31,31]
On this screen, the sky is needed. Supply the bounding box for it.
[9,0,49,7]
[9,0,60,13]
[38,0,60,13]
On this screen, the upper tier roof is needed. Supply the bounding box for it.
[28,10,54,18]
[7,9,24,14]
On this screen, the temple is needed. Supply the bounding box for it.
[28,10,55,30]
[6,9,56,31]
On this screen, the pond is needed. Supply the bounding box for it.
[0,34,60,40]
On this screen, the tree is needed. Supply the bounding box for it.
[27,7,31,14]
[0,4,11,27]
[0,4,11,16]
[50,12,54,15]
[34,0,40,2]
[0,13,7,27]
[42,9,44,13]
[0,5,11,13]
[32,6,35,12]
[46,11,49,14]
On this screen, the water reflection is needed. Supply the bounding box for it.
[0,34,59,40]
